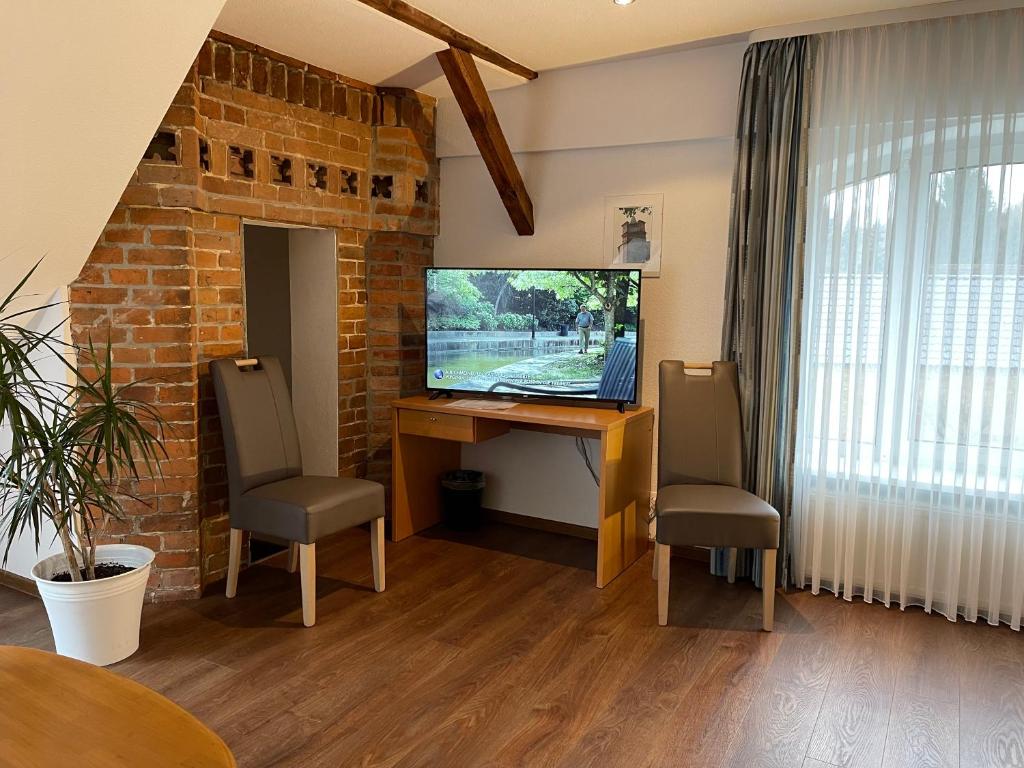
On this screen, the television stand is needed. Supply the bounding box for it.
[391,395,654,588]
[616,401,626,414]
[428,390,452,400]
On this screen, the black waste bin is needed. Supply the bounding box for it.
[440,470,485,531]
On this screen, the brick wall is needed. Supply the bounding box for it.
[69,32,438,600]
[365,232,433,488]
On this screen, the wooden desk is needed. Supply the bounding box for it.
[391,396,654,587]
[0,645,236,768]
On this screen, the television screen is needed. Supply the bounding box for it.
[425,268,641,403]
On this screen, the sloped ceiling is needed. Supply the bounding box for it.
[0,0,227,303]
[213,0,945,97]
[213,0,525,97]
[1,0,983,304]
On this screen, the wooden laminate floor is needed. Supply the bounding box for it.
[2,523,1023,768]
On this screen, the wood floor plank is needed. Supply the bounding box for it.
[723,589,850,767]
[805,599,901,768]
[655,624,780,766]
[958,620,1024,768]
[453,563,658,767]
[457,559,658,768]
[2,523,1023,768]
[892,608,961,704]
[311,561,581,766]
[726,677,830,768]
[881,693,958,768]
[556,558,776,768]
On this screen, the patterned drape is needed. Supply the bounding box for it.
[719,37,812,587]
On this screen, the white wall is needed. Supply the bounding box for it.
[1,291,68,578]
[435,43,744,528]
[0,0,225,306]
[240,225,339,478]
[288,229,339,478]
[437,42,745,158]
[1,1,223,579]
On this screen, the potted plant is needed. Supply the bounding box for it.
[0,265,168,666]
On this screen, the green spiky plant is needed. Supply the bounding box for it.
[0,263,168,581]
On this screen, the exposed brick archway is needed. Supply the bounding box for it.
[70,33,438,600]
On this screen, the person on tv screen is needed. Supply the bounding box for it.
[575,304,594,354]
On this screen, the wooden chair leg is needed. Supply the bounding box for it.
[287,542,299,574]
[727,547,738,584]
[299,543,316,627]
[762,548,777,632]
[370,517,385,593]
[657,542,670,626]
[226,528,242,598]
[651,538,660,580]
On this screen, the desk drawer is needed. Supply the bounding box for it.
[399,409,476,441]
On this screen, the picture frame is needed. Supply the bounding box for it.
[602,193,664,277]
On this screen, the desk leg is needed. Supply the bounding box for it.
[596,411,654,588]
[391,412,461,541]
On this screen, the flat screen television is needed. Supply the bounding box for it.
[425,268,642,405]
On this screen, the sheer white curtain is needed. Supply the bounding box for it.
[794,10,1024,629]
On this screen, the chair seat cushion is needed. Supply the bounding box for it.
[236,476,384,544]
[655,484,780,549]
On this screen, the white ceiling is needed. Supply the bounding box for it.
[215,0,947,95]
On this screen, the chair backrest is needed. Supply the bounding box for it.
[210,356,302,499]
[596,338,638,401]
[658,360,742,489]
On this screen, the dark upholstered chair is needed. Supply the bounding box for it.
[210,356,385,627]
[654,361,780,631]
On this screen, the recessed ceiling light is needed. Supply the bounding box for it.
[613,0,635,5]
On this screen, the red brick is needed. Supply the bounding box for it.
[197,40,214,78]
[113,308,154,325]
[88,246,124,264]
[103,227,146,244]
[149,229,188,246]
[154,345,191,363]
[198,96,222,120]
[232,49,250,88]
[107,268,149,285]
[113,347,152,364]
[135,326,190,343]
[155,550,198,569]
[223,103,245,125]
[131,287,190,305]
[286,68,303,104]
[270,62,287,99]
[128,247,188,266]
[155,307,191,324]
[213,43,232,81]
[304,75,321,108]
[130,208,191,226]
[69,286,127,304]
[152,268,190,286]
[159,568,200,589]
[251,55,270,94]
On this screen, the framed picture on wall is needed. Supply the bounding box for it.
[603,193,664,277]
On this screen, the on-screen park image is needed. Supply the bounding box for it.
[425,268,641,403]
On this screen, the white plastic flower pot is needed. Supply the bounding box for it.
[31,543,154,666]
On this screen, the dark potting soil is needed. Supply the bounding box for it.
[50,562,136,582]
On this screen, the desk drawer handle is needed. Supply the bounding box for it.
[429,416,438,422]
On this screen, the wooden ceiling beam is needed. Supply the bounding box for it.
[437,46,534,236]
[354,0,537,81]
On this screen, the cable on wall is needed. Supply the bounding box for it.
[575,436,600,486]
